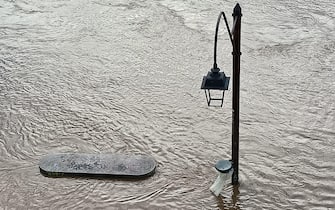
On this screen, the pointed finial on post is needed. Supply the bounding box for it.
[233,3,242,17]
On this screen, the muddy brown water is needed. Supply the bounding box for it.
[0,0,334,209]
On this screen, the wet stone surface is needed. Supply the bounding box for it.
[39,153,156,178]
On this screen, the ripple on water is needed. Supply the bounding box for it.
[0,0,335,209]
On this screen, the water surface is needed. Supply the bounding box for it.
[0,0,334,209]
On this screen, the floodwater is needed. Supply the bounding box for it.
[0,0,334,209]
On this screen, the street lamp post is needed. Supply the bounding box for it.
[201,3,242,191]
[232,3,242,186]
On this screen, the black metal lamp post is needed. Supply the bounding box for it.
[201,3,242,186]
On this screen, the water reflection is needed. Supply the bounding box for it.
[216,185,241,210]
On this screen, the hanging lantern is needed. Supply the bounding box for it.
[201,66,230,107]
[200,8,233,107]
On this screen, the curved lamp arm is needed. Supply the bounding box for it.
[213,12,233,69]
